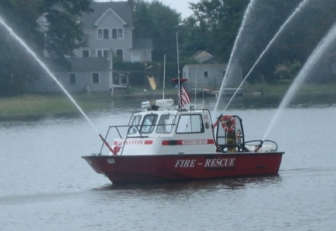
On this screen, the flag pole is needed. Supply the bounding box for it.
[176,32,181,110]
[163,54,166,99]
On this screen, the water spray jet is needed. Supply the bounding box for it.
[263,21,336,140]
[213,0,257,116]
[217,0,311,113]
[0,16,113,152]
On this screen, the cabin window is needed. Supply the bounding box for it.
[140,114,158,134]
[128,115,142,134]
[176,114,204,133]
[156,114,176,134]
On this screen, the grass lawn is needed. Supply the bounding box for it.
[1,83,335,119]
[0,88,177,119]
[0,93,110,118]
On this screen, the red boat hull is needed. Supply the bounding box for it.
[82,152,284,184]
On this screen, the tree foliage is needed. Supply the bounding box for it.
[185,0,336,83]
[133,0,181,61]
[0,0,92,96]
[2,0,336,97]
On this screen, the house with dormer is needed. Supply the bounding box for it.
[31,1,153,93]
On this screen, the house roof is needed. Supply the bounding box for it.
[132,39,153,50]
[81,2,133,30]
[94,8,127,26]
[192,51,213,63]
[192,51,212,59]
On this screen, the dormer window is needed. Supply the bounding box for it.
[98,28,109,39]
[112,28,123,39]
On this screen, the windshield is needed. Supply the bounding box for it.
[156,114,176,133]
[128,114,142,134]
[140,114,158,134]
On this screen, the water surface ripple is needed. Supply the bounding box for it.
[1,106,335,231]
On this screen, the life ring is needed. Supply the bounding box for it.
[221,115,236,133]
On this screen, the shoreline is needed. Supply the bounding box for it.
[1,84,336,121]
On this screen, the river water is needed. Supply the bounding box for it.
[1,99,336,231]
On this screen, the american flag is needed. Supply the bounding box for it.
[178,84,191,107]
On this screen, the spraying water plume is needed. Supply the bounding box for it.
[0,16,115,152]
[213,0,257,116]
[263,21,336,140]
[222,0,311,113]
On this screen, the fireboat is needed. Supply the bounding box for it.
[82,83,284,184]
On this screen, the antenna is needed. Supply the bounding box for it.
[176,32,181,109]
[194,64,198,106]
[163,54,166,99]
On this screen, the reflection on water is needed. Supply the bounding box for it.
[0,191,85,206]
[95,175,282,192]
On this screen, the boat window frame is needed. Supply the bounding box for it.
[128,114,142,135]
[140,114,158,134]
[156,113,176,134]
[176,113,204,134]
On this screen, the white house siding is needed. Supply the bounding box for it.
[29,58,111,93]
[30,71,110,93]
[34,2,153,93]
[76,11,133,61]
[183,64,226,90]
[183,64,242,90]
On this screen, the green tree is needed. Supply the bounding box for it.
[187,0,336,84]
[0,0,92,96]
[188,0,249,61]
[133,0,181,62]
[256,0,336,83]
[39,0,93,59]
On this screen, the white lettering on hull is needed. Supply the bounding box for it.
[174,159,196,168]
[125,140,143,145]
[114,140,153,146]
[174,158,236,168]
[204,158,235,167]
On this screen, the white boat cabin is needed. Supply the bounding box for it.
[100,100,277,156]
[108,106,216,155]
